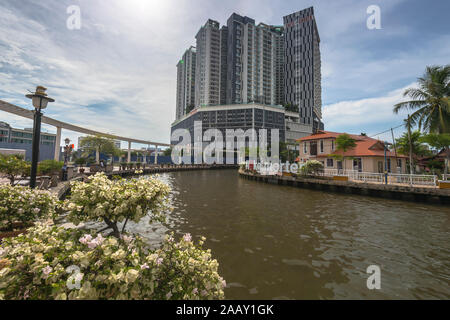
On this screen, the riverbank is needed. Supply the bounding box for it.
[239,169,450,205]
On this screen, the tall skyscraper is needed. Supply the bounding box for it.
[284,7,323,132]
[176,46,196,120]
[195,19,221,107]
[175,7,323,143]
[226,14,284,106]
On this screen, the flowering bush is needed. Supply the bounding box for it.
[63,173,171,237]
[300,160,324,176]
[0,184,58,231]
[0,223,225,300]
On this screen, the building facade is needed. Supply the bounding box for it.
[195,19,222,107]
[0,121,56,161]
[284,7,323,133]
[226,14,285,106]
[176,46,196,120]
[171,103,286,163]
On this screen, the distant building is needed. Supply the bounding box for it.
[176,46,197,120]
[0,121,56,161]
[195,19,222,107]
[297,131,408,173]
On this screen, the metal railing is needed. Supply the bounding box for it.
[321,169,437,186]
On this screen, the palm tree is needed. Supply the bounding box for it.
[394,65,450,134]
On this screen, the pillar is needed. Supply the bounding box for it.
[154,145,158,164]
[128,141,131,163]
[54,126,61,161]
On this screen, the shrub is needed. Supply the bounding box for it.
[0,185,58,231]
[300,160,324,176]
[62,173,170,238]
[38,160,64,175]
[74,158,86,166]
[0,223,225,300]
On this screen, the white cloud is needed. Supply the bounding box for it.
[323,83,417,139]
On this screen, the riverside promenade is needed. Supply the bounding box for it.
[239,169,450,205]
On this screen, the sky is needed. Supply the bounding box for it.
[0,0,449,148]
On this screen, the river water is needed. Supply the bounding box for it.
[129,169,450,299]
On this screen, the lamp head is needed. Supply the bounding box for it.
[25,86,55,110]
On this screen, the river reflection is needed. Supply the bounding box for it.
[129,170,450,299]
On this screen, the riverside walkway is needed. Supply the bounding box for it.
[239,169,450,205]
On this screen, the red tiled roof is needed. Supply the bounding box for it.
[297,130,363,142]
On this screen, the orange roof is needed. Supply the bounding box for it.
[298,130,407,158]
[297,130,363,142]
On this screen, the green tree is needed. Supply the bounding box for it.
[163,148,172,156]
[0,154,30,185]
[80,135,120,163]
[395,131,431,163]
[334,134,357,168]
[420,133,450,178]
[279,141,298,163]
[394,65,450,134]
[185,105,195,114]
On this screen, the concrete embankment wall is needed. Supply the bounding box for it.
[239,171,450,205]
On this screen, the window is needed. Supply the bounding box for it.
[326,159,333,167]
[331,140,335,151]
[303,142,308,154]
[320,140,324,153]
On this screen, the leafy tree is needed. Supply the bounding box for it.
[0,154,30,185]
[80,135,120,163]
[38,160,64,175]
[396,131,431,158]
[334,134,357,166]
[279,142,298,163]
[185,105,195,114]
[394,65,450,134]
[283,103,299,113]
[420,133,450,178]
[163,147,172,156]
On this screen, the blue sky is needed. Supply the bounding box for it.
[0,0,449,148]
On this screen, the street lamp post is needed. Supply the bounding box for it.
[383,141,392,185]
[64,138,71,164]
[26,86,55,189]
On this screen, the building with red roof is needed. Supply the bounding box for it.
[296,130,408,173]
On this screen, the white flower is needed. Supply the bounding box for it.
[183,233,192,242]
